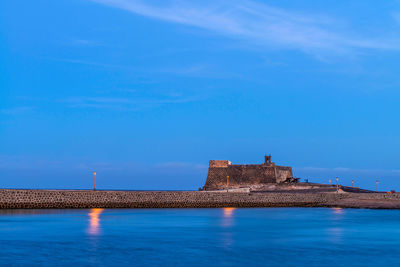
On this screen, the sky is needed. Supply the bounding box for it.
[1,0,400,191]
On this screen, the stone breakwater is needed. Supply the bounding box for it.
[2,189,400,209]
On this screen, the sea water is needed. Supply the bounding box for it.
[0,208,399,266]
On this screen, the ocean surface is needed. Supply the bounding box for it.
[0,208,400,266]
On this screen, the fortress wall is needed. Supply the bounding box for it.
[209,160,232,168]
[204,165,277,190]
[1,189,400,209]
[204,166,230,190]
[228,165,276,185]
[275,166,293,183]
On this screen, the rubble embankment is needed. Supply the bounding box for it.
[1,189,400,209]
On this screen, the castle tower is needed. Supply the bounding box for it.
[265,155,272,164]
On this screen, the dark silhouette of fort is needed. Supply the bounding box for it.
[204,155,293,190]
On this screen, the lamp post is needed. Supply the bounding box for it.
[352,180,354,188]
[226,176,229,192]
[376,180,379,192]
[329,179,331,185]
[336,177,339,193]
[93,171,96,191]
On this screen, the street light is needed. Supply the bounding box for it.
[93,171,97,191]
[336,177,339,193]
[352,180,354,188]
[226,176,230,192]
[376,180,379,192]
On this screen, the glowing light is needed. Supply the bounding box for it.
[332,207,343,214]
[221,208,236,245]
[88,208,104,235]
[223,207,236,218]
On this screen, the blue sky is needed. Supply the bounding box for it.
[1,0,400,190]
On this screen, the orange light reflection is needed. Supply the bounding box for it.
[223,207,236,218]
[332,207,343,214]
[88,208,104,235]
[221,208,236,247]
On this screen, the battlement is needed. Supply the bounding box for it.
[204,155,293,190]
[209,160,232,168]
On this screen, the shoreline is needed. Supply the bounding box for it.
[1,189,400,209]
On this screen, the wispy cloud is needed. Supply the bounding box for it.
[393,13,400,24]
[0,155,63,170]
[298,166,400,175]
[0,155,207,174]
[70,39,107,47]
[47,57,223,78]
[155,162,207,171]
[90,0,400,57]
[1,106,34,115]
[46,57,135,70]
[64,95,205,111]
[161,64,209,76]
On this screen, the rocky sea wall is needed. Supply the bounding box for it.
[1,189,400,209]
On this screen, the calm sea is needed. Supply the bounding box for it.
[0,208,399,266]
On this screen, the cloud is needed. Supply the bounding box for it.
[90,0,400,57]
[47,57,135,70]
[155,162,207,171]
[0,155,63,170]
[64,95,204,111]
[297,166,400,175]
[70,39,107,47]
[393,13,400,24]
[47,57,225,78]
[0,155,207,174]
[1,106,34,115]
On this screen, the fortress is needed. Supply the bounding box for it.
[204,155,294,190]
[0,155,396,209]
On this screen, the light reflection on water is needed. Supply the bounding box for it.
[223,207,236,217]
[327,208,345,243]
[88,208,104,236]
[221,207,236,227]
[221,208,236,247]
[332,207,344,214]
